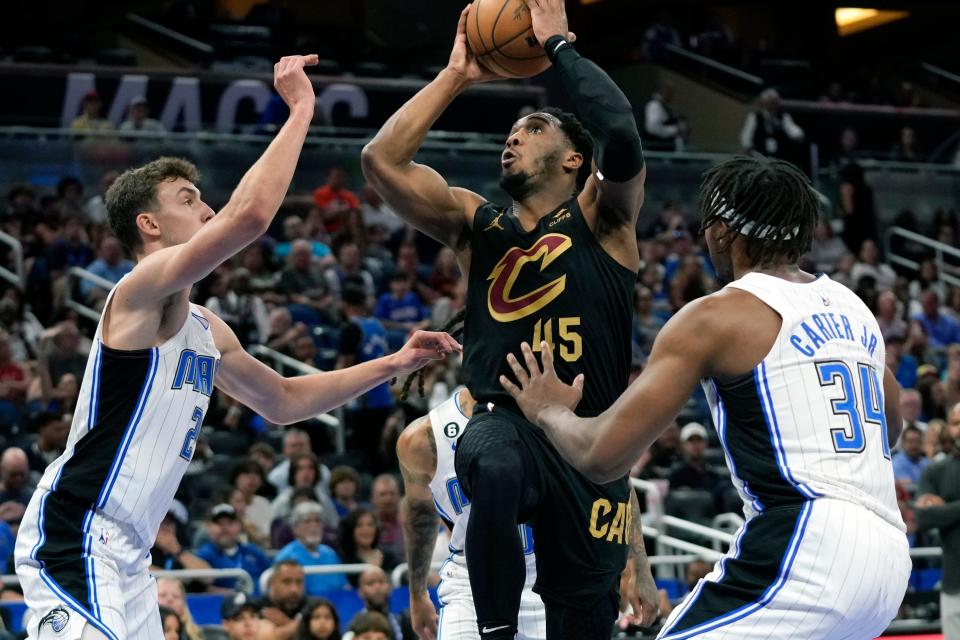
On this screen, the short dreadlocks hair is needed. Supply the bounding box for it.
[397,309,465,402]
[698,155,818,268]
[105,157,199,254]
[540,107,594,193]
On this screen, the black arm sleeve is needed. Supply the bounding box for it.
[545,35,644,183]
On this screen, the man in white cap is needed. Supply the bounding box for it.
[667,423,733,514]
[120,96,166,133]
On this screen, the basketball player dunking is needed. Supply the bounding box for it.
[362,1,657,638]
[503,155,912,639]
[14,55,459,640]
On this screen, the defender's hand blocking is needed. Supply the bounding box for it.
[501,341,584,426]
[523,0,576,47]
[391,330,462,375]
[409,591,438,640]
[273,54,319,111]
[446,5,499,85]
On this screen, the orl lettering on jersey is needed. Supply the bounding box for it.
[171,350,218,396]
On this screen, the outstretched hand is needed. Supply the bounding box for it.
[445,5,500,85]
[391,330,462,375]
[500,341,584,426]
[274,54,318,112]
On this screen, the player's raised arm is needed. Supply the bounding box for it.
[206,309,460,425]
[360,7,493,246]
[397,419,441,640]
[524,0,645,229]
[116,55,318,306]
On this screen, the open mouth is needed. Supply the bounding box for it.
[501,150,517,168]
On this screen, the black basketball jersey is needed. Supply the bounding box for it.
[463,198,636,416]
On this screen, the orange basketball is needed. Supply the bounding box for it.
[466,0,551,79]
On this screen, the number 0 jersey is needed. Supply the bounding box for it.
[427,391,536,585]
[36,281,220,549]
[705,272,904,530]
[462,199,636,416]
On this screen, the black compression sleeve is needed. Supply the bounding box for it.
[545,35,644,182]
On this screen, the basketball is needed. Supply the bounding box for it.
[466,0,551,79]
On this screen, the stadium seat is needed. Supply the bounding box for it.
[665,488,716,527]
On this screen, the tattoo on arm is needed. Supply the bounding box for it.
[403,490,440,594]
[628,489,651,568]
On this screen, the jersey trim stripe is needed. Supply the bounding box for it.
[659,501,814,640]
[756,362,822,499]
[38,567,120,640]
[96,347,159,509]
[87,342,102,430]
[711,381,764,513]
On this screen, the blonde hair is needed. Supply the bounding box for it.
[157,577,205,640]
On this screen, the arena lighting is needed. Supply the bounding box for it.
[835,7,909,36]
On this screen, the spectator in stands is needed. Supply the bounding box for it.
[914,402,960,639]
[271,486,321,550]
[370,474,404,563]
[428,248,461,301]
[838,162,877,258]
[851,239,896,292]
[355,567,416,640]
[329,465,362,518]
[0,330,31,424]
[375,273,429,333]
[159,605,184,640]
[669,254,716,311]
[0,286,41,362]
[70,91,113,132]
[5,184,39,223]
[275,215,332,260]
[326,240,376,303]
[891,126,923,163]
[905,319,938,369]
[893,425,929,485]
[120,96,166,133]
[213,267,270,345]
[232,460,274,544]
[83,170,119,225]
[266,307,310,356]
[0,448,32,531]
[875,291,907,342]
[632,421,682,480]
[292,334,321,369]
[918,364,947,422]
[339,286,395,469]
[157,577,205,640]
[807,220,848,274]
[887,334,918,390]
[914,290,960,348]
[684,559,713,594]
[338,509,399,587]
[347,611,393,640]
[81,235,134,303]
[644,82,687,151]
[222,592,263,640]
[296,598,342,640]
[925,419,946,461]
[24,412,68,478]
[908,260,948,312]
[831,126,861,167]
[275,501,348,595]
[361,184,404,236]
[668,423,732,513]
[633,284,664,359]
[272,452,339,530]
[739,89,804,158]
[196,503,271,592]
[250,442,278,480]
[260,560,308,640]
[279,239,336,321]
[394,242,438,306]
[150,510,211,583]
[50,215,95,275]
[313,166,359,236]
[640,12,680,62]
[241,241,282,295]
[268,429,319,492]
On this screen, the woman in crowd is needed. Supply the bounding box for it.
[157,577,205,640]
[329,465,362,518]
[337,508,398,587]
[271,452,339,530]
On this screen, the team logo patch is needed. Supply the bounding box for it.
[443,422,461,439]
[39,606,70,633]
[486,233,572,322]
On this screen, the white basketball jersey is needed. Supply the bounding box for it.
[427,391,537,585]
[703,273,904,530]
[38,281,220,548]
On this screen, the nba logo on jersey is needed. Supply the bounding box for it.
[171,349,217,396]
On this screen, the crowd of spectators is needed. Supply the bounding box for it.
[0,150,956,634]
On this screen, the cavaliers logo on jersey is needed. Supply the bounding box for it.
[486,233,572,322]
